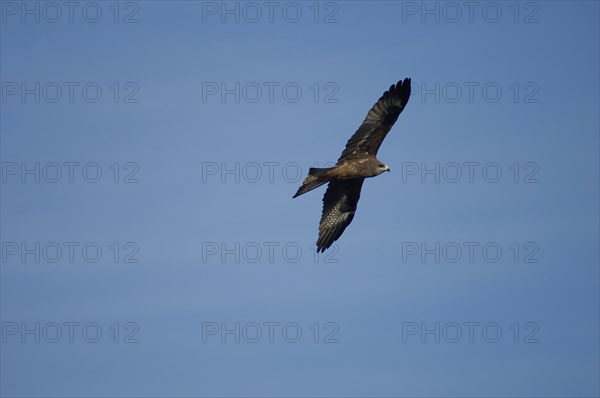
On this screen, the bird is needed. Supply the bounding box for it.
[293,78,412,252]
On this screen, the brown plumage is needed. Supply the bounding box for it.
[293,78,412,252]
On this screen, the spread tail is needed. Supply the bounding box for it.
[293,167,333,198]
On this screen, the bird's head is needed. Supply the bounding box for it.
[376,163,390,174]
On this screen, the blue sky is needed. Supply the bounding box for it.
[1,1,599,396]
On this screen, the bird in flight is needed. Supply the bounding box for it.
[293,78,412,252]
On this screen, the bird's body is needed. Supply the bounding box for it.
[332,157,389,178]
[293,78,412,252]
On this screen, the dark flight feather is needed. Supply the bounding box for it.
[338,78,411,161]
[316,178,365,252]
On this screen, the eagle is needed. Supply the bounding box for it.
[293,78,412,252]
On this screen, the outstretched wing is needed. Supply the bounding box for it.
[338,78,411,161]
[317,178,365,252]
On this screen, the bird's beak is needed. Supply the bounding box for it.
[385,166,390,172]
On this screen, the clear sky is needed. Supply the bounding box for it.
[1,1,599,396]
